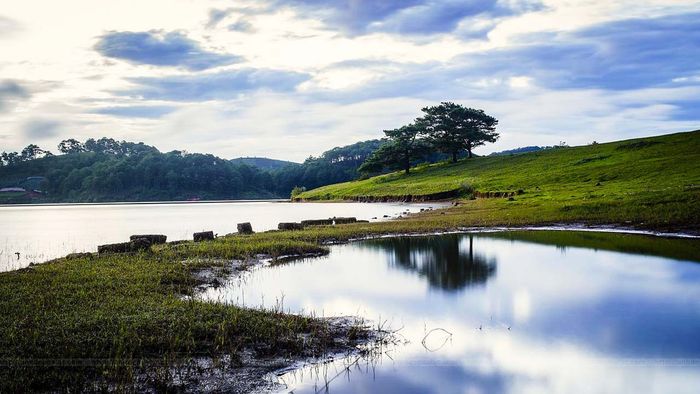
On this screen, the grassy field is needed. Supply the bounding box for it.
[298,130,700,231]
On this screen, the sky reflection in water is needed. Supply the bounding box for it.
[201,232,700,394]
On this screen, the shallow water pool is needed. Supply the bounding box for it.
[201,231,700,394]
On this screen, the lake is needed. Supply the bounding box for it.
[201,231,700,394]
[0,201,439,271]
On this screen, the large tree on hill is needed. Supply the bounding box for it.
[420,102,499,162]
[359,122,430,175]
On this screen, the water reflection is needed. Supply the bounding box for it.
[200,231,700,394]
[360,235,496,291]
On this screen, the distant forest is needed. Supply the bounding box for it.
[0,137,401,203]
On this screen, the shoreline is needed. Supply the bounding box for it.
[0,198,454,208]
[333,223,700,242]
[0,198,291,208]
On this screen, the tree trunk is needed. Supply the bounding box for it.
[467,142,473,158]
[404,153,410,174]
[452,151,457,163]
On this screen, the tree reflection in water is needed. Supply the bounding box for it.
[360,234,497,291]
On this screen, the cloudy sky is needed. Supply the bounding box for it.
[0,0,698,161]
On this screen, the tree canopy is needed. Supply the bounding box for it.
[359,123,431,175]
[420,102,499,161]
[359,102,499,175]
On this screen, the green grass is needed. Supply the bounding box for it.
[298,131,700,230]
[0,240,340,392]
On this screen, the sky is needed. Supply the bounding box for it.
[0,0,698,161]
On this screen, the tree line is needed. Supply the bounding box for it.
[0,137,160,167]
[0,138,278,202]
[0,137,391,202]
[1,144,53,166]
[359,102,499,175]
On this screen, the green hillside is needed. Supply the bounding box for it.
[298,130,700,230]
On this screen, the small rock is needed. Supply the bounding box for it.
[278,222,304,231]
[130,237,152,251]
[98,239,152,254]
[193,231,215,242]
[129,234,167,244]
[333,217,357,224]
[237,222,254,234]
[301,219,334,226]
[98,242,131,254]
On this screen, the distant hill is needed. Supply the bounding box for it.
[230,157,299,171]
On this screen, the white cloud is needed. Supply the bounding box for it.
[0,0,697,158]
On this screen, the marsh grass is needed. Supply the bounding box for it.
[0,243,350,392]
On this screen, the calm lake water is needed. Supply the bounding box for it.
[202,231,700,394]
[0,201,439,271]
